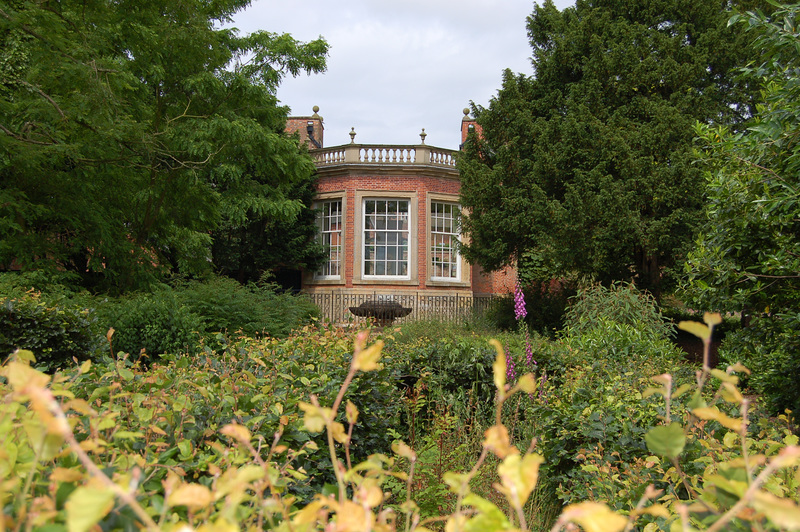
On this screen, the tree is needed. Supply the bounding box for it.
[458,0,762,294]
[0,0,327,291]
[684,2,800,413]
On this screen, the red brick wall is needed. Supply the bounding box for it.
[314,173,459,290]
[309,171,511,295]
[287,115,324,148]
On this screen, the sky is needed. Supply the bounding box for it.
[231,1,575,150]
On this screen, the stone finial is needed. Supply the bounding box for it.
[420,128,427,144]
[349,127,356,144]
[312,105,321,118]
[463,108,471,118]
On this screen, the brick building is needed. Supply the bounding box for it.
[288,107,515,323]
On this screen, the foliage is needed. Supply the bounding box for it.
[212,176,326,284]
[565,314,800,530]
[525,316,687,507]
[719,312,800,415]
[174,275,319,338]
[458,0,762,294]
[562,282,674,340]
[0,0,328,291]
[683,2,800,416]
[4,318,799,531]
[0,290,99,370]
[98,288,205,358]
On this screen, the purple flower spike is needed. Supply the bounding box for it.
[514,281,527,321]
[505,347,517,383]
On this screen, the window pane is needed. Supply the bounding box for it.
[315,200,343,278]
[430,201,461,280]
[363,198,411,278]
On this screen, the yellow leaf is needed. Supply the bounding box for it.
[517,373,536,394]
[710,368,738,384]
[703,312,722,327]
[483,425,518,459]
[4,361,50,392]
[106,328,115,342]
[50,467,84,483]
[298,402,332,433]
[497,453,544,506]
[727,362,751,375]
[354,340,383,371]
[346,400,359,425]
[330,421,348,444]
[559,501,628,532]
[79,359,92,374]
[692,407,743,431]
[720,382,744,404]
[168,483,213,510]
[678,321,710,340]
[392,440,417,461]
[220,423,251,444]
[489,339,506,393]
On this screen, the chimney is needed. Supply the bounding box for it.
[286,105,324,149]
[460,107,482,148]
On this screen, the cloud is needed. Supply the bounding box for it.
[232,0,573,149]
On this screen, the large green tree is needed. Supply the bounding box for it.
[458,0,761,293]
[684,3,800,413]
[0,0,327,291]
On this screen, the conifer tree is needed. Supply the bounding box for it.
[458,0,762,294]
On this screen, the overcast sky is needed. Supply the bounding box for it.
[232,1,575,150]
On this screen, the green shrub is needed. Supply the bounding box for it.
[563,282,674,341]
[175,276,319,338]
[719,312,800,416]
[0,291,99,369]
[98,288,204,358]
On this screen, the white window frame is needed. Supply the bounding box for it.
[361,198,411,280]
[314,198,343,280]
[430,200,461,281]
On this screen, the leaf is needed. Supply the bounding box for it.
[66,487,115,532]
[559,501,628,532]
[353,340,383,371]
[483,425,517,459]
[298,402,332,433]
[496,453,544,506]
[330,421,348,444]
[692,406,743,431]
[752,490,800,530]
[516,373,536,394]
[4,361,51,392]
[703,312,722,327]
[678,321,711,340]
[489,339,506,393]
[392,441,416,461]
[345,400,359,425]
[645,423,686,459]
[461,494,511,531]
[221,423,251,444]
[168,483,213,510]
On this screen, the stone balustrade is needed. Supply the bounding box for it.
[312,144,457,168]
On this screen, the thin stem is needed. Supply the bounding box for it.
[45,390,159,530]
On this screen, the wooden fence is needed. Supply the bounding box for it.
[306,292,500,325]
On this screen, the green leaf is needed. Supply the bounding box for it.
[66,487,115,532]
[645,423,686,459]
[753,490,800,530]
[678,321,711,340]
[462,494,511,531]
